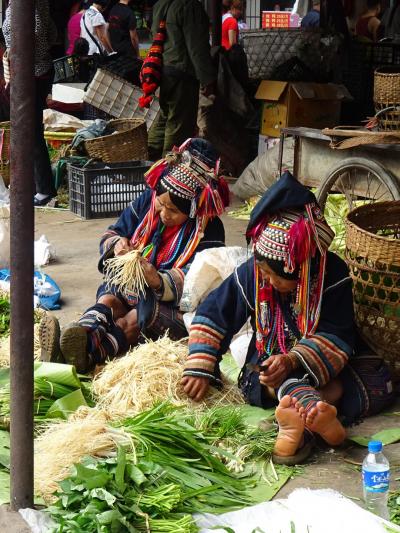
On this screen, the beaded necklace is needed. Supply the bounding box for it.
[254,259,288,358]
[130,191,206,269]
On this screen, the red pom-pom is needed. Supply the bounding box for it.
[288,216,315,267]
[139,95,153,108]
[142,81,157,96]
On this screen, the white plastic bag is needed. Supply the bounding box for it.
[0,205,10,269]
[195,488,400,533]
[180,246,249,313]
[34,234,56,267]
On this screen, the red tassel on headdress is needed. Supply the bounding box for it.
[217,177,230,209]
[197,183,225,217]
[144,159,168,189]
[288,216,315,271]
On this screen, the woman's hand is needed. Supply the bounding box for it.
[259,355,290,389]
[140,258,162,290]
[181,376,210,402]
[114,237,133,256]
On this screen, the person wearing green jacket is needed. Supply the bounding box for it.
[148,0,216,160]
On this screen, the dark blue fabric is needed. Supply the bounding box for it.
[301,9,320,28]
[246,171,317,243]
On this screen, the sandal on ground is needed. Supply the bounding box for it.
[272,430,315,466]
[60,322,93,374]
[39,314,64,363]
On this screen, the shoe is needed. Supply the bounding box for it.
[34,195,55,207]
[272,430,315,466]
[39,314,64,363]
[60,322,93,374]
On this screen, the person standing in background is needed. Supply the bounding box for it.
[355,0,381,40]
[221,0,243,49]
[301,0,321,27]
[3,0,58,206]
[147,0,216,160]
[81,0,114,55]
[67,1,91,55]
[108,0,139,57]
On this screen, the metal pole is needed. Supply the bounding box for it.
[210,0,222,47]
[9,0,36,511]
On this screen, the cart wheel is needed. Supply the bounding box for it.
[316,157,400,255]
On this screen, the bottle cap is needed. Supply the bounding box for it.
[368,440,383,453]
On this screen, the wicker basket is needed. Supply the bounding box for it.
[374,67,400,131]
[0,121,10,186]
[345,201,400,379]
[84,118,148,163]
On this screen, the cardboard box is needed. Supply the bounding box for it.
[255,81,352,137]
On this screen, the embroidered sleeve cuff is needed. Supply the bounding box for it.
[182,367,223,389]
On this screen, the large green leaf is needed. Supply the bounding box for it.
[237,404,275,428]
[348,427,400,447]
[0,470,10,504]
[0,368,10,389]
[220,354,241,383]
[34,362,82,389]
[46,388,88,419]
[246,461,293,504]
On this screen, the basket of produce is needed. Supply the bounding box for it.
[345,201,400,378]
[84,118,148,163]
[373,67,400,131]
[0,121,10,186]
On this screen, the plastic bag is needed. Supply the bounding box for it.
[180,246,249,313]
[231,137,294,200]
[195,488,399,533]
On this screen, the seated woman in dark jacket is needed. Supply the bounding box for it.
[39,138,229,373]
[181,172,393,464]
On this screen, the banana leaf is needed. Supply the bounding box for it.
[46,389,88,420]
[34,362,82,389]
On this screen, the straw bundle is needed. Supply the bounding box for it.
[0,322,42,367]
[34,407,133,502]
[104,250,147,297]
[93,336,244,418]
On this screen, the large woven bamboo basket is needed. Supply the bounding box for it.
[373,68,400,131]
[84,118,148,163]
[0,121,10,186]
[345,201,400,379]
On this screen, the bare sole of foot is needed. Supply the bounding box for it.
[305,401,346,446]
[273,395,305,457]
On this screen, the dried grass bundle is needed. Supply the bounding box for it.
[0,322,42,367]
[93,335,244,419]
[104,250,147,297]
[34,407,133,502]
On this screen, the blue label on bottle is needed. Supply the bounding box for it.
[362,469,390,492]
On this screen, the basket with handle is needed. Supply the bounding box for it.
[373,67,400,131]
[345,201,400,379]
[0,121,10,186]
[84,118,148,163]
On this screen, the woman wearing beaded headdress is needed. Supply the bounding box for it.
[39,138,229,374]
[181,172,394,463]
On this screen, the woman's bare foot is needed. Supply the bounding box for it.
[294,399,306,420]
[273,395,305,457]
[305,401,346,446]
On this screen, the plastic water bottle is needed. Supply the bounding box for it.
[362,440,390,519]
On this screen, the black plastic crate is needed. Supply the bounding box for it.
[68,160,152,219]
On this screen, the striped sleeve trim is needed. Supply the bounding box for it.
[100,232,120,255]
[182,368,223,388]
[186,315,227,376]
[292,333,351,387]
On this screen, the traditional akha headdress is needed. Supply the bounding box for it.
[246,171,334,356]
[130,138,229,268]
